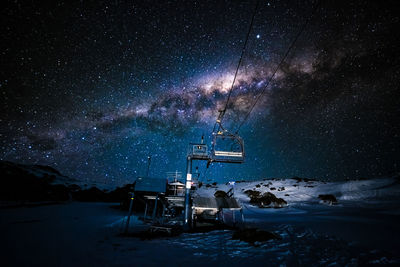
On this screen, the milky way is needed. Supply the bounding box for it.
[1,0,399,185]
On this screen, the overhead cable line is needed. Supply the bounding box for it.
[234,0,322,134]
[212,0,260,134]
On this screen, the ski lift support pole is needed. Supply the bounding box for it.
[146,156,151,178]
[124,192,135,234]
[184,155,192,230]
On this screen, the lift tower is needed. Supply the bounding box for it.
[184,128,245,229]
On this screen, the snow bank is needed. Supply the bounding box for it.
[196,177,400,205]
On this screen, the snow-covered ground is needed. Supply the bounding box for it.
[196,176,400,204]
[1,177,399,266]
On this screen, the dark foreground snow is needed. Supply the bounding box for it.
[1,198,399,266]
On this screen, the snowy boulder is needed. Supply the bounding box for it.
[246,191,288,208]
[244,189,261,198]
[318,194,338,205]
[291,177,316,182]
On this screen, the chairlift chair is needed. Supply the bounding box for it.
[210,122,245,163]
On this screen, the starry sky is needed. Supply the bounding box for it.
[1,0,399,186]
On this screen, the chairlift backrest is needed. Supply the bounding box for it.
[211,130,245,163]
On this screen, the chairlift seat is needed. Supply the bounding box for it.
[214,151,243,157]
[211,130,245,163]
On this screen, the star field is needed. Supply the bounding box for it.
[1,0,399,186]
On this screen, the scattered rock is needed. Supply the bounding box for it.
[292,177,302,182]
[270,187,276,190]
[248,192,287,208]
[255,184,261,188]
[291,177,316,183]
[318,194,338,205]
[244,190,261,198]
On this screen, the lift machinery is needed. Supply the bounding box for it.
[184,121,245,229]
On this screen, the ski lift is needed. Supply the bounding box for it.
[210,121,245,163]
[188,135,209,160]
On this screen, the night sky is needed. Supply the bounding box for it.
[1,0,399,186]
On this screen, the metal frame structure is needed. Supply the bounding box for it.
[183,128,245,229]
[210,130,245,164]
